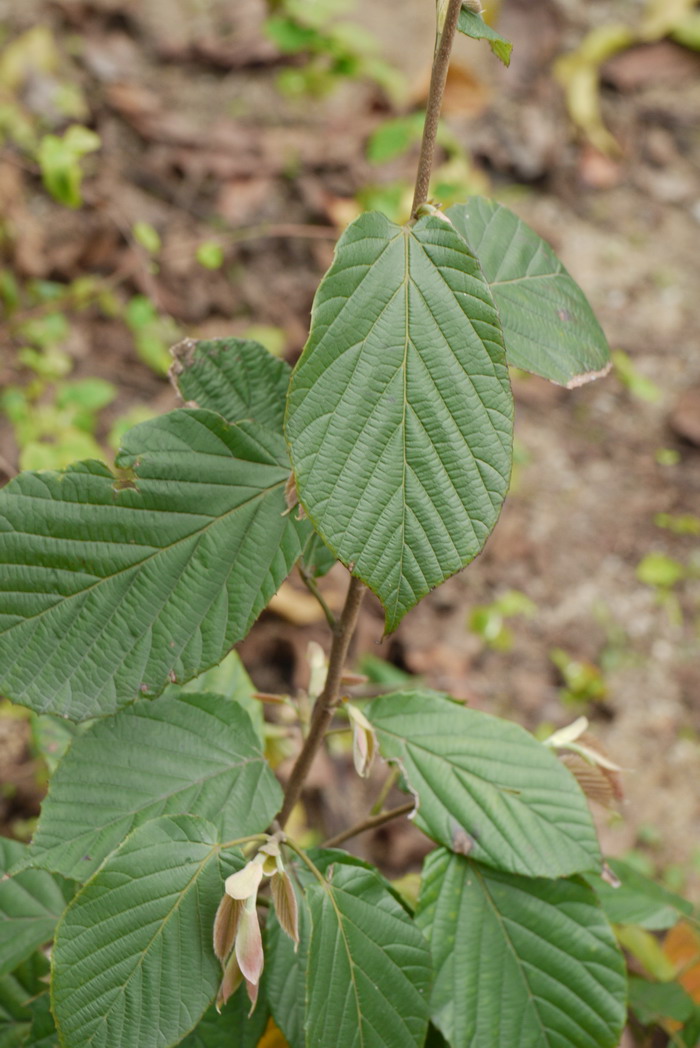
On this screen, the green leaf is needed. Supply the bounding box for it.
[52,814,232,1048]
[304,860,431,1048]
[132,222,161,256]
[447,198,611,387]
[682,1006,700,1048]
[415,848,627,1048]
[0,840,72,975]
[367,690,601,877]
[367,113,424,164]
[0,408,307,720]
[195,243,224,270]
[36,125,100,209]
[24,994,58,1048]
[28,693,281,881]
[286,211,513,633]
[628,976,696,1026]
[267,849,417,1048]
[0,952,50,1048]
[179,990,268,1048]
[636,551,685,588]
[587,858,693,930]
[457,9,513,67]
[173,650,264,743]
[171,338,290,432]
[265,889,312,1048]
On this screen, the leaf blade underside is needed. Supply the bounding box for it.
[367,690,601,877]
[447,198,611,387]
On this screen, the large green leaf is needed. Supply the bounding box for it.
[179,990,269,1048]
[457,9,512,66]
[0,840,72,975]
[286,211,513,633]
[52,814,233,1048]
[27,693,281,881]
[171,337,290,431]
[448,198,611,387]
[415,848,627,1048]
[366,691,601,877]
[304,859,431,1048]
[0,408,307,720]
[588,858,694,930]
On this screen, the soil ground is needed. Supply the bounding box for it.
[1,0,700,906]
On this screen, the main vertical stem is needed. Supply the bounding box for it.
[278,575,365,827]
[279,1,463,832]
[411,0,464,216]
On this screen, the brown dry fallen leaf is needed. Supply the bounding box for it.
[602,41,700,91]
[669,387,700,447]
[560,753,621,809]
[258,1018,291,1048]
[411,60,489,118]
[663,922,700,1018]
[267,582,328,627]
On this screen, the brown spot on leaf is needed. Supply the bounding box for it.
[451,826,474,856]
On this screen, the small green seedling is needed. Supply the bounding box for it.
[469,589,536,650]
[550,647,607,707]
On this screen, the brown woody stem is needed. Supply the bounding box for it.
[321,802,415,849]
[277,0,461,837]
[278,575,366,827]
[411,0,464,216]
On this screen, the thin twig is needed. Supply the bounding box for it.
[278,574,365,828]
[411,0,464,216]
[370,767,400,816]
[298,565,337,631]
[321,802,415,850]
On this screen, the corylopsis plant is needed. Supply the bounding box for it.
[0,3,630,1048]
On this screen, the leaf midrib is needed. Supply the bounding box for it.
[309,882,365,1048]
[474,865,611,1046]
